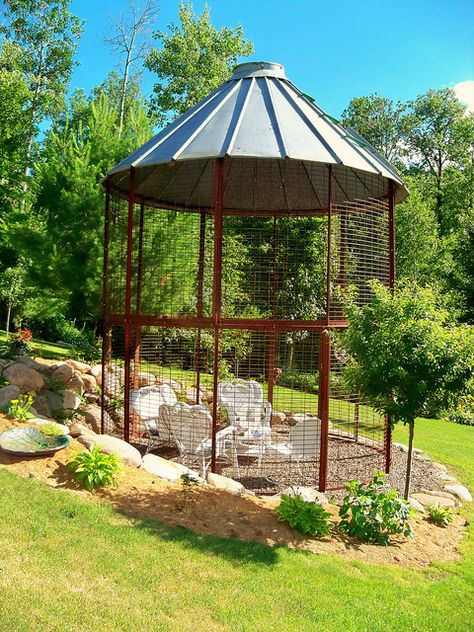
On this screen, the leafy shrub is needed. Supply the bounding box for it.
[278,370,319,393]
[276,494,332,536]
[446,394,474,426]
[338,472,414,546]
[426,505,454,526]
[39,422,66,437]
[32,315,100,361]
[7,393,34,420]
[67,445,122,491]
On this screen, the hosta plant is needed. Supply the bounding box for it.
[38,422,66,437]
[339,472,414,546]
[276,494,333,536]
[68,445,122,491]
[426,505,454,526]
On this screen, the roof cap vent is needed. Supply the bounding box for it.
[230,61,286,80]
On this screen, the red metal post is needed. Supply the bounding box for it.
[194,211,207,404]
[123,167,135,443]
[267,216,278,406]
[131,201,145,439]
[100,179,111,434]
[385,180,396,472]
[211,158,224,472]
[318,165,333,492]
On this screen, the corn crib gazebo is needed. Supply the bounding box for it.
[101,61,408,493]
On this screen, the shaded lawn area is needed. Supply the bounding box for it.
[0,417,473,631]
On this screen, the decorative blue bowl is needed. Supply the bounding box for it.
[0,427,71,456]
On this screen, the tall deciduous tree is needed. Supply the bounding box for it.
[336,281,474,498]
[0,0,84,179]
[340,94,407,164]
[405,88,469,218]
[145,0,253,123]
[104,0,159,137]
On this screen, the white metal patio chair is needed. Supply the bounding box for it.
[217,380,272,466]
[266,418,321,474]
[160,402,238,477]
[130,384,178,454]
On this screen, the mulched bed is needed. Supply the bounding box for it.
[218,437,443,499]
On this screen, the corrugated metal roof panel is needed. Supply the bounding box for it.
[107,61,408,208]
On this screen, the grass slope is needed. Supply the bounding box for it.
[0,418,473,631]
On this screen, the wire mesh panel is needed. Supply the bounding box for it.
[103,160,394,492]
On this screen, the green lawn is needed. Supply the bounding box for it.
[0,330,74,360]
[0,417,473,631]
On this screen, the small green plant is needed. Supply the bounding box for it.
[180,472,199,505]
[338,472,414,546]
[7,392,34,420]
[426,505,454,526]
[46,376,66,393]
[67,445,122,491]
[38,422,66,437]
[276,494,333,536]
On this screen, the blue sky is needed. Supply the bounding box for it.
[71,0,474,117]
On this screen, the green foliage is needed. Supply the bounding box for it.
[145,0,253,123]
[337,281,474,424]
[425,504,454,526]
[338,473,414,546]
[278,370,318,393]
[7,392,34,420]
[276,494,333,536]
[340,93,407,164]
[446,393,474,426]
[38,422,66,437]
[180,472,199,505]
[67,445,122,491]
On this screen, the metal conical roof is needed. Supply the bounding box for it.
[107,61,408,211]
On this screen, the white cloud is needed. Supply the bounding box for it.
[453,81,474,113]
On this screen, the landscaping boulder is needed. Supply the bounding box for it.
[63,390,81,411]
[65,371,85,396]
[51,362,74,384]
[43,390,63,416]
[109,407,125,432]
[411,492,456,509]
[271,411,286,425]
[3,363,45,392]
[207,472,245,495]
[77,434,142,467]
[103,370,121,396]
[68,422,96,438]
[0,385,21,410]
[443,484,472,503]
[81,403,114,434]
[67,359,91,373]
[32,393,53,419]
[280,486,329,505]
[89,364,102,376]
[286,413,321,427]
[17,356,50,374]
[81,373,97,392]
[408,497,425,513]
[141,454,202,483]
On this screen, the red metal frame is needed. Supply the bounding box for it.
[102,161,395,490]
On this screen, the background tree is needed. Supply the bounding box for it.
[0,0,83,183]
[405,88,469,220]
[145,0,253,123]
[104,0,159,136]
[336,281,474,498]
[340,94,407,163]
[0,259,28,337]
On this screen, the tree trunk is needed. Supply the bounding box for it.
[5,302,12,340]
[404,419,415,500]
